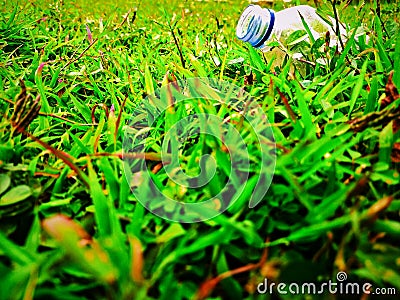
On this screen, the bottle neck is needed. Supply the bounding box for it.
[236,5,275,49]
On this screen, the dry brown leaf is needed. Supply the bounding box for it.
[381,72,400,132]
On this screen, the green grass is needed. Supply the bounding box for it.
[1,0,400,299]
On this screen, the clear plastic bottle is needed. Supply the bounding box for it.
[236,4,348,51]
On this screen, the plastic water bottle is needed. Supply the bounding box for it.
[236,5,348,55]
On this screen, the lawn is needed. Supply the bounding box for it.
[0,0,400,299]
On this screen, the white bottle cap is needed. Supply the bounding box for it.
[236,5,275,48]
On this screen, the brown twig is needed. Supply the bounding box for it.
[115,95,128,142]
[19,128,89,187]
[196,238,270,300]
[114,8,132,30]
[34,172,60,178]
[62,38,99,71]
[331,0,345,50]
[276,87,297,123]
[38,112,91,125]
[91,103,110,124]
[167,23,185,69]
[89,151,171,162]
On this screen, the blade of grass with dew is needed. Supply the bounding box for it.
[335,23,359,68]
[212,213,264,246]
[107,108,117,148]
[216,252,243,298]
[247,45,265,72]
[349,60,368,118]
[90,117,105,152]
[372,219,400,239]
[298,133,358,182]
[218,51,228,81]
[311,65,347,108]
[68,94,92,124]
[155,223,186,244]
[0,232,34,265]
[227,175,258,214]
[274,162,313,211]
[364,76,379,114]
[88,73,104,101]
[393,33,400,88]
[375,38,392,72]
[266,215,353,246]
[24,213,41,254]
[294,81,315,138]
[177,228,233,256]
[68,129,93,156]
[290,131,353,165]
[52,167,70,194]
[305,185,349,223]
[98,157,119,202]
[150,227,234,282]
[49,65,62,89]
[172,62,196,78]
[5,4,18,29]
[188,51,208,77]
[144,64,155,96]
[298,11,315,44]
[374,15,392,71]
[87,159,112,237]
[316,78,356,120]
[378,122,393,165]
[34,63,50,130]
